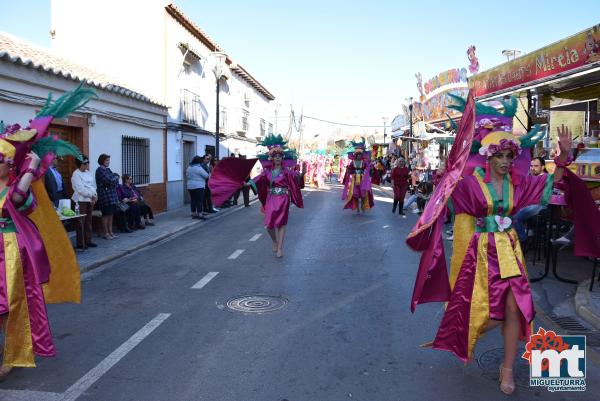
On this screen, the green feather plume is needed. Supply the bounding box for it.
[519,124,545,148]
[36,82,97,119]
[32,136,83,161]
[447,93,517,117]
[257,134,288,148]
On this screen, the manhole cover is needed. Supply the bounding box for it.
[226,295,288,313]
[478,348,530,388]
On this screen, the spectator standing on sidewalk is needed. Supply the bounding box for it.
[202,154,216,213]
[186,155,208,220]
[71,155,97,248]
[44,157,68,207]
[95,153,119,240]
[513,157,548,241]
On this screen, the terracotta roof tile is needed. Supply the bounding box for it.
[0,31,166,108]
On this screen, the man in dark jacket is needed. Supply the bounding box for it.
[45,158,68,207]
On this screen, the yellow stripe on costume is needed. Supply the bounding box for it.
[449,213,475,290]
[507,175,515,215]
[467,233,490,360]
[2,232,35,367]
[29,181,81,303]
[474,173,494,215]
[495,232,521,279]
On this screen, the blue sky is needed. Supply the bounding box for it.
[2,0,600,134]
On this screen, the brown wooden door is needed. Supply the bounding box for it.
[48,125,83,198]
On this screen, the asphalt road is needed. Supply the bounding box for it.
[1,183,598,401]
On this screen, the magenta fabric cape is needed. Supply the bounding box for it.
[0,186,56,358]
[208,158,258,207]
[562,168,600,258]
[406,92,475,312]
[253,167,303,229]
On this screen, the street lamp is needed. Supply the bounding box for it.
[408,97,414,157]
[211,51,228,160]
[382,117,388,146]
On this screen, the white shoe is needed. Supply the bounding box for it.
[412,208,420,214]
[212,208,220,212]
[552,236,571,246]
[402,214,406,219]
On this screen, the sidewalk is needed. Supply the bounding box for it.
[72,197,257,272]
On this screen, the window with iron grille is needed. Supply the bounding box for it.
[259,119,266,136]
[181,89,201,125]
[219,106,227,134]
[122,136,150,185]
[241,110,249,132]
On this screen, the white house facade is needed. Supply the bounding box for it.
[50,0,276,209]
[0,32,169,212]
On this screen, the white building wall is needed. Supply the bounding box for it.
[50,0,168,103]
[0,61,166,185]
[89,118,163,184]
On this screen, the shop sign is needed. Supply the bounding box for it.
[422,88,469,122]
[418,68,468,97]
[470,25,600,97]
[549,110,585,146]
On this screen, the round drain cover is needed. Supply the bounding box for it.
[226,295,288,313]
[478,347,530,388]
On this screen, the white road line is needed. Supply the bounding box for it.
[59,313,171,401]
[191,272,219,289]
[383,225,390,228]
[0,389,61,401]
[249,233,262,242]
[227,249,245,259]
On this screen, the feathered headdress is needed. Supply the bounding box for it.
[350,137,366,152]
[0,83,97,180]
[446,93,545,183]
[257,134,297,161]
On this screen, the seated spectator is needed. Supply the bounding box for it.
[116,174,144,231]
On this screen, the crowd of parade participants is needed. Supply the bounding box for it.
[5,85,600,399]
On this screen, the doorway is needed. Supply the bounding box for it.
[48,125,83,197]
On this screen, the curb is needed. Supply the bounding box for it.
[533,297,600,367]
[79,198,259,273]
[575,279,600,331]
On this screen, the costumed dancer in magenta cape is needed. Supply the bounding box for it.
[406,92,600,395]
[342,138,374,212]
[0,84,95,376]
[248,135,304,258]
[391,157,410,217]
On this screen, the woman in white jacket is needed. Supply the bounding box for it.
[186,155,209,220]
[71,155,98,248]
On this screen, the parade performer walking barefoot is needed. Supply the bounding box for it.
[0,85,94,376]
[407,92,600,395]
[209,135,304,258]
[249,135,304,258]
[342,138,374,213]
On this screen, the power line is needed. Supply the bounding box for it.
[303,115,387,128]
